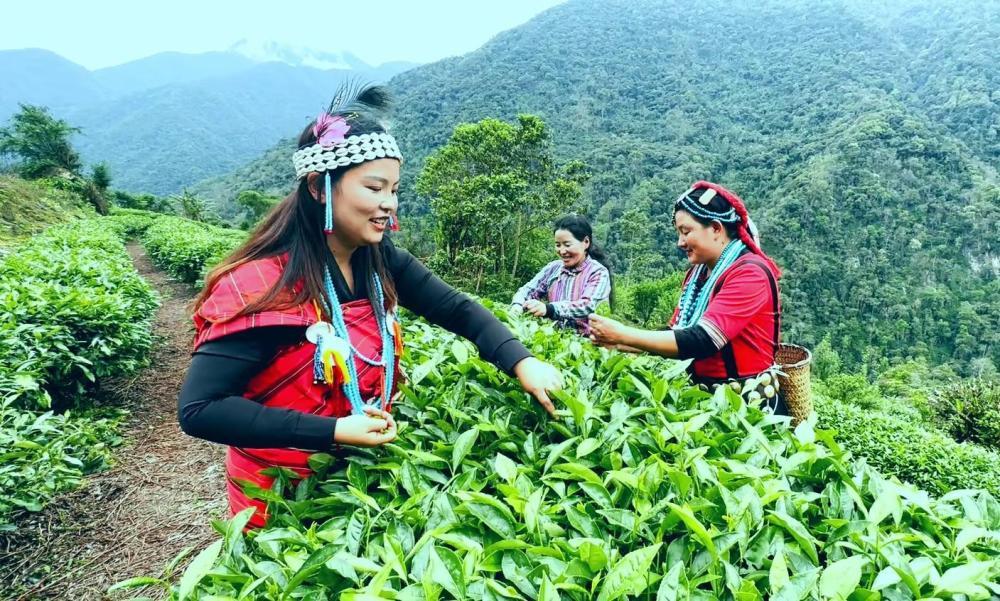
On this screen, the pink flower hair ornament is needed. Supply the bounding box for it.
[314,113,351,148]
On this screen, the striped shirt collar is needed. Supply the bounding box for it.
[559,255,593,275]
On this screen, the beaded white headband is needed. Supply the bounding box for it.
[292,132,402,179]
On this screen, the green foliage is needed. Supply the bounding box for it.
[235,189,280,229]
[129,312,1000,600]
[874,358,958,424]
[930,379,1000,451]
[0,175,94,244]
[0,399,121,525]
[617,273,684,328]
[174,189,210,223]
[815,393,1000,498]
[814,374,882,412]
[141,216,246,284]
[90,162,111,192]
[416,115,586,298]
[0,217,156,524]
[0,104,81,178]
[103,207,163,238]
[112,189,175,214]
[0,220,159,410]
[812,337,842,382]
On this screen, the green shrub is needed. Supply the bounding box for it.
[875,358,958,424]
[142,216,246,284]
[618,272,683,327]
[815,393,1000,496]
[814,373,882,410]
[0,219,155,524]
[930,378,1000,451]
[0,175,94,243]
[111,190,175,214]
[0,397,121,524]
[125,311,1000,600]
[0,220,159,410]
[103,212,159,238]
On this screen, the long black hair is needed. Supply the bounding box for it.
[553,214,614,308]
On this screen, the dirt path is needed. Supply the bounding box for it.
[0,243,226,600]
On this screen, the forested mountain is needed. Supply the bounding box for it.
[0,50,109,121]
[0,49,415,194]
[68,64,370,194]
[91,51,258,97]
[197,0,998,372]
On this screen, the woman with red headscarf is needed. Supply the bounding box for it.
[588,181,784,413]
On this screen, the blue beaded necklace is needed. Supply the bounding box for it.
[676,240,746,328]
[309,261,396,415]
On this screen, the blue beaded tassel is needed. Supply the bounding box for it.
[676,240,746,328]
[323,172,334,233]
[313,265,395,415]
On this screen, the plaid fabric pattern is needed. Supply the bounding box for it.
[512,256,611,334]
[192,255,402,528]
[193,255,315,349]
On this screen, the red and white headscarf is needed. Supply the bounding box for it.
[680,181,782,278]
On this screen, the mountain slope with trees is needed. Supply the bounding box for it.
[0,49,415,194]
[195,0,999,373]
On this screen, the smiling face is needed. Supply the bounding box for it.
[674,209,728,267]
[309,158,400,250]
[554,228,590,268]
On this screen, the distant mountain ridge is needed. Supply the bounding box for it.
[0,46,418,194]
[194,0,999,372]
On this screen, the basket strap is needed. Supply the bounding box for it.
[711,256,781,377]
[720,345,739,379]
[739,257,781,358]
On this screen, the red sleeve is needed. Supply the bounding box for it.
[700,262,771,343]
[193,256,317,349]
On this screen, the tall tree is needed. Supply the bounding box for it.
[176,190,208,222]
[0,104,82,178]
[416,115,587,297]
[90,163,111,193]
[235,190,280,229]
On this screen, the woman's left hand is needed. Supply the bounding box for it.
[513,357,564,418]
[588,314,628,347]
[523,299,547,317]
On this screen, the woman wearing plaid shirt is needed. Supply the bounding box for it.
[511,215,613,335]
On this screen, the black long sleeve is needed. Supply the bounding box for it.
[326,239,532,374]
[178,326,339,450]
[673,325,719,360]
[379,240,532,374]
[179,238,532,450]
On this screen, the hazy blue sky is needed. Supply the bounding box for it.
[0,0,565,69]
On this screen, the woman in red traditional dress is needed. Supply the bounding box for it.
[588,181,785,413]
[178,84,563,527]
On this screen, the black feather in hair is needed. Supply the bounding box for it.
[326,79,392,119]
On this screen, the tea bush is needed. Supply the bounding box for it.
[815,393,1000,497]
[141,216,246,284]
[0,221,158,409]
[930,379,1000,451]
[126,314,1000,600]
[0,218,157,524]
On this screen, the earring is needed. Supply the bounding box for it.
[389,214,400,231]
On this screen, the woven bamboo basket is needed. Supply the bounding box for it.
[776,343,812,424]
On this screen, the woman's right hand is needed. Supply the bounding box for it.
[523,299,547,317]
[334,406,397,447]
